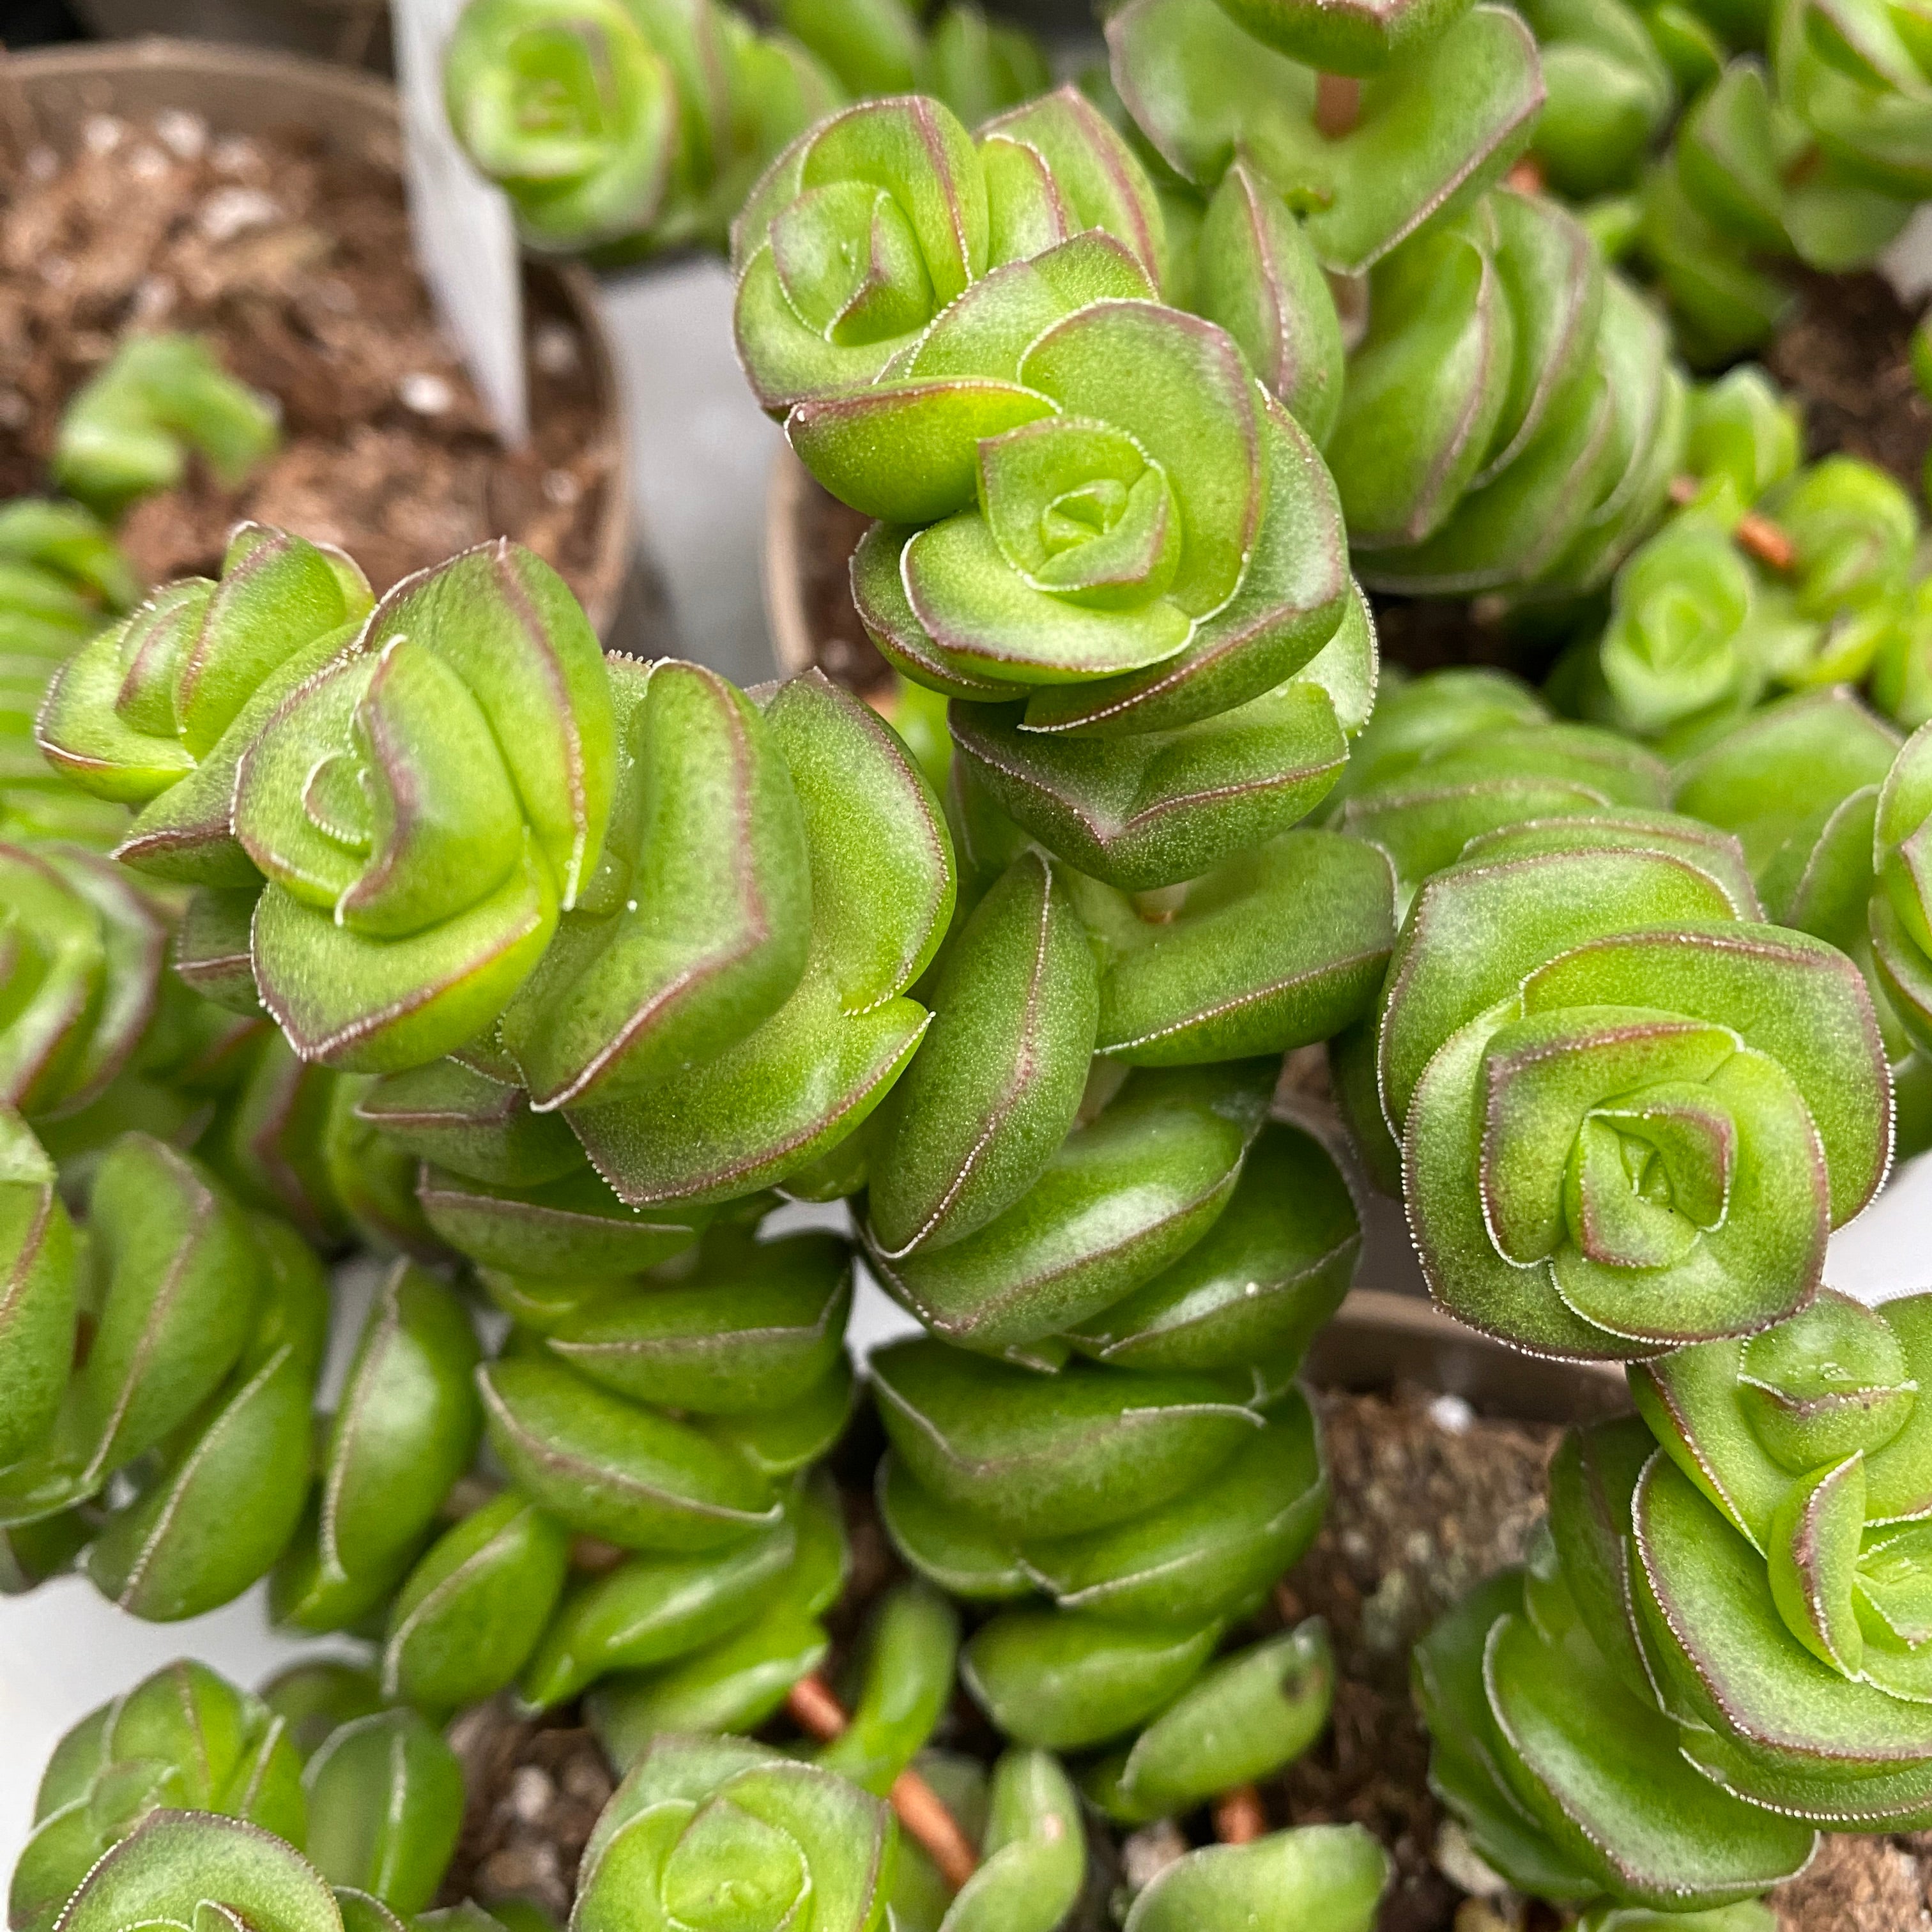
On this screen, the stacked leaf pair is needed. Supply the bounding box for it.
[441,0,1047,259]
[732,86,1399,1823]
[1420,1287,1932,1919]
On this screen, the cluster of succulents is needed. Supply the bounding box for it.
[7,0,1932,1922]
[441,0,1050,259]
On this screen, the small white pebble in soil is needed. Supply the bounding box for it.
[199,187,282,244]
[1340,1526,1372,1561]
[507,1766,554,1824]
[1429,1392,1476,1436]
[82,114,126,156]
[1119,1820,1189,1892]
[128,146,169,182]
[1360,1567,1413,1654]
[532,321,579,375]
[1404,1529,1436,1565]
[42,257,73,290]
[132,276,176,325]
[210,134,262,178]
[154,109,208,162]
[399,372,456,416]
[1436,1819,1512,1899]
[26,146,57,182]
[542,468,580,507]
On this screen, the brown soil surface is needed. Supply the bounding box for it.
[0,107,613,605]
[1774,1831,1932,1931]
[1768,266,1931,494]
[1271,1386,1563,1932]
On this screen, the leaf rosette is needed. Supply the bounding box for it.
[572,1734,896,1932]
[12,1663,306,1932]
[45,1813,340,1932]
[445,0,840,257]
[231,541,615,1073]
[543,664,950,1207]
[733,88,1168,413]
[1425,1288,1932,1906]
[1521,0,1678,197]
[36,525,374,885]
[1377,816,1893,1358]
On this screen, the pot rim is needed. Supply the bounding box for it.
[3,35,632,641]
[1310,1287,1630,1423]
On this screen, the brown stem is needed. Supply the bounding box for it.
[891,1770,982,1889]
[1504,155,1545,195]
[1214,1784,1269,1844]
[785,1676,981,1887]
[1315,72,1362,140]
[568,1532,627,1575]
[1735,511,1795,572]
[785,1675,850,1741]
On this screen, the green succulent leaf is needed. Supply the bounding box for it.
[1121,1821,1388,1931]
[304,1710,464,1915]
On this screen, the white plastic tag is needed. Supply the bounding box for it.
[390,0,530,447]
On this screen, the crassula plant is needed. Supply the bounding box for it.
[1421,1287,1932,1912]
[442,0,1048,258]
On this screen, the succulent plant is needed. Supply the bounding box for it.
[1519,0,1678,197]
[571,1734,896,1931]
[1121,1821,1388,1930]
[1423,1286,1932,1910]
[1326,188,1687,599]
[11,1662,306,1932]
[443,0,842,258]
[1105,0,1541,280]
[271,1261,481,1632]
[775,0,1050,128]
[1375,811,1891,1358]
[43,1814,335,1932]
[36,523,374,884]
[0,1128,334,1618]
[871,1330,1330,1754]
[230,542,614,1074]
[1874,716,1932,1063]
[52,335,279,520]
[732,88,1168,415]
[0,501,139,849]
[302,1708,466,1912]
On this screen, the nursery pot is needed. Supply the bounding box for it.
[1307,1285,1627,1422]
[766,442,888,691]
[3,37,632,641]
[70,0,392,71]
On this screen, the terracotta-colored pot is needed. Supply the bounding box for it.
[5,37,632,641]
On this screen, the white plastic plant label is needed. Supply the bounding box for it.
[391,0,530,447]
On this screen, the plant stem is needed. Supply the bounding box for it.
[785,1676,981,1887]
[1315,73,1362,139]
[1213,1784,1268,1843]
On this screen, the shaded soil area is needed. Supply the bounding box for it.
[795,473,893,697]
[0,105,613,604]
[1767,266,1931,495]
